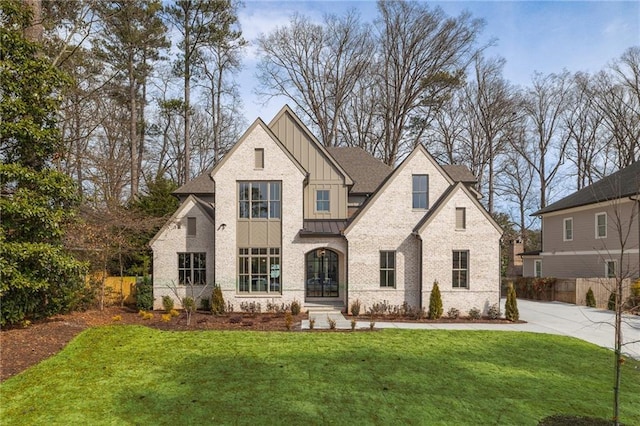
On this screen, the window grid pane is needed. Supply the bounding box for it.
[238,247,282,294]
[239,182,282,219]
[452,250,469,288]
[380,251,396,287]
[412,175,428,209]
[178,253,206,286]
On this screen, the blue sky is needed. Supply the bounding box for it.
[236,1,639,122]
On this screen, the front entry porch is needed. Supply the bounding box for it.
[304,248,344,302]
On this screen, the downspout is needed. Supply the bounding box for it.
[344,236,349,314]
[412,232,423,311]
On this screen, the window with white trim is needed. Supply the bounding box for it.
[605,260,616,278]
[178,253,206,285]
[238,181,281,219]
[563,218,573,241]
[452,250,469,288]
[595,213,607,239]
[316,189,330,212]
[534,259,542,278]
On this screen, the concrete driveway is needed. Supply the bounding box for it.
[355,299,640,359]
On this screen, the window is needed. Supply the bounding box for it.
[412,174,429,209]
[316,190,330,212]
[596,213,607,239]
[605,260,616,278]
[563,218,573,241]
[238,248,281,293]
[187,217,196,237]
[455,207,466,230]
[534,259,542,278]
[238,181,281,219]
[380,251,396,287]
[178,253,206,285]
[254,148,264,169]
[452,250,469,288]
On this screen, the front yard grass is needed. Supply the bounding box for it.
[1,327,639,425]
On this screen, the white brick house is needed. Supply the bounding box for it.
[151,106,503,313]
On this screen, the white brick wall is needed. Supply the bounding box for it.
[151,197,215,310]
[419,187,501,314]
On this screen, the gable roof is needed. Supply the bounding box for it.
[268,105,353,186]
[442,165,477,184]
[534,161,640,215]
[325,147,392,194]
[344,144,454,233]
[210,117,307,180]
[413,181,503,235]
[173,169,214,196]
[149,195,215,247]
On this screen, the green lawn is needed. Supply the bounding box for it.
[1,327,639,425]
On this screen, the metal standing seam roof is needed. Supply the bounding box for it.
[299,219,348,237]
[533,161,640,215]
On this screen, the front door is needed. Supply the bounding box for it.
[306,249,339,297]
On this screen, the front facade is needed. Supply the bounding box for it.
[151,106,503,313]
[523,162,640,279]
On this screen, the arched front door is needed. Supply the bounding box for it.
[306,249,339,297]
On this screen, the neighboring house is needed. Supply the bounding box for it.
[522,161,640,279]
[150,106,503,313]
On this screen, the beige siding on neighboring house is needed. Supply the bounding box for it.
[541,199,639,278]
[419,187,502,314]
[150,197,215,310]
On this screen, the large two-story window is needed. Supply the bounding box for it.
[452,250,469,288]
[563,218,573,241]
[595,212,607,239]
[412,174,429,209]
[238,248,281,293]
[380,251,396,287]
[239,181,281,219]
[178,253,206,285]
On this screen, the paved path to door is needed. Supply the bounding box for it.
[305,299,640,359]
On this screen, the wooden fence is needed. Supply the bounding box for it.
[87,275,137,306]
[504,277,635,310]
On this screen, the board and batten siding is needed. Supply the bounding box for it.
[270,111,348,219]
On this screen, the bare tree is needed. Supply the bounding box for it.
[256,10,373,147]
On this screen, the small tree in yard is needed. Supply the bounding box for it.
[586,287,597,308]
[428,281,443,319]
[211,285,225,315]
[505,282,519,321]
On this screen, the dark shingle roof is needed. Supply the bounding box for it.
[534,161,640,215]
[325,147,392,194]
[173,169,214,195]
[442,165,477,183]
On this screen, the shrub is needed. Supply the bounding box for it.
[585,287,596,308]
[169,309,180,317]
[350,299,361,317]
[327,316,337,330]
[183,297,195,313]
[428,281,443,319]
[369,320,375,330]
[112,315,122,322]
[608,292,616,311]
[161,314,171,322]
[229,316,242,324]
[290,300,301,316]
[162,295,174,313]
[135,276,153,311]
[487,304,500,320]
[350,318,357,331]
[211,285,225,315]
[505,282,519,322]
[468,307,481,320]
[447,307,460,319]
[309,318,315,329]
[284,311,293,330]
[199,297,211,311]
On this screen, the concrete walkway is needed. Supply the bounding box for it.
[304,299,640,359]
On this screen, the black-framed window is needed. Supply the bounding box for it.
[239,181,281,219]
[380,251,396,287]
[452,250,468,288]
[316,189,330,212]
[412,175,429,209]
[238,247,281,293]
[178,253,206,285]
